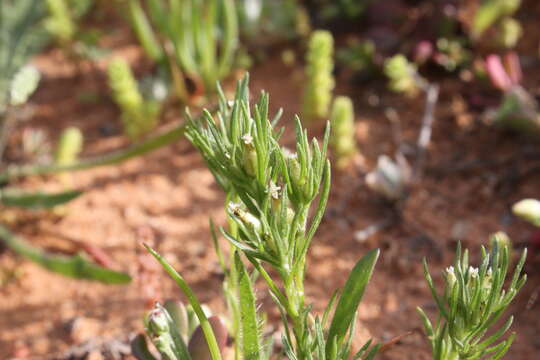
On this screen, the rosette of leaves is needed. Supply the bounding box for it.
[302,30,335,121]
[145,74,380,360]
[418,234,527,360]
[329,96,357,169]
[126,0,238,103]
[107,58,161,140]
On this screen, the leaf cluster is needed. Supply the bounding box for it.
[418,235,527,360]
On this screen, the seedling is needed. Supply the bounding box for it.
[418,234,526,360]
[107,58,161,140]
[302,30,335,120]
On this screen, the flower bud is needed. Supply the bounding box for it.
[228,202,261,234]
[512,199,540,226]
[242,135,258,177]
[147,303,171,337]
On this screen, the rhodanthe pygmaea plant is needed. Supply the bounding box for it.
[302,30,335,120]
[418,233,526,360]
[142,74,380,360]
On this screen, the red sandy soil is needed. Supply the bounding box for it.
[2,4,540,360]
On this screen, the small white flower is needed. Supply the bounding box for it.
[242,133,254,145]
[227,100,235,108]
[446,266,455,275]
[469,266,479,278]
[487,268,493,277]
[268,181,281,199]
[228,202,242,214]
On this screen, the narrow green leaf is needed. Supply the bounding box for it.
[128,0,164,62]
[0,189,81,209]
[234,252,261,360]
[326,249,379,359]
[0,122,186,181]
[0,224,131,284]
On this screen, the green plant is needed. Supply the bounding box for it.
[126,0,238,103]
[0,2,184,283]
[418,233,526,360]
[108,58,161,140]
[55,127,84,166]
[337,39,376,74]
[44,0,76,45]
[472,0,521,41]
[384,55,422,96]
[302,30,335,121]
[484,53,540,136]
[496,17,522,49]
[136,74,380,360]
[329,96,357,169]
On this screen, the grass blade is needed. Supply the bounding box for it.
[0,224,131,283]
[0,189,81,209]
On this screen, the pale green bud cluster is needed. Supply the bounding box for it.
[55,127,83,166]
[498,17,523,48]
[107,58,160,140]
[384,55,420,96]
[302,30,335,120]
[44,0,76,45]
[329,96,356,169]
